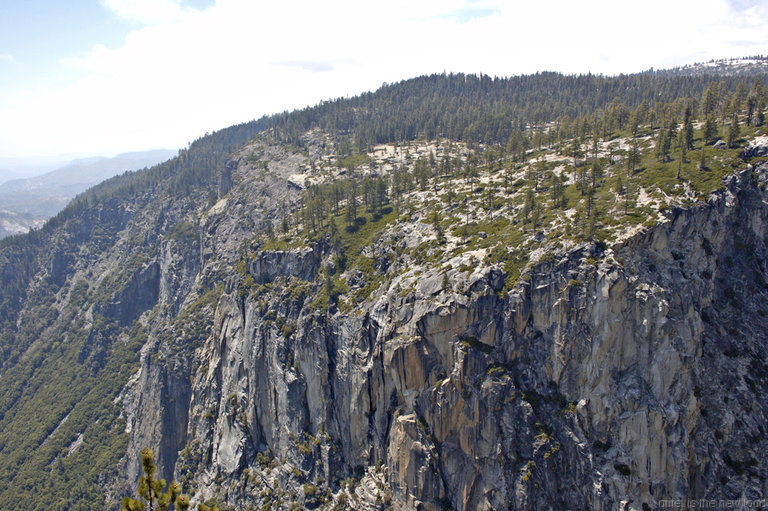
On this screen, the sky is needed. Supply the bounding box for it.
[0,0,767,162]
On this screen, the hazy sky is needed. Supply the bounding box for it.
[0,0,767,159]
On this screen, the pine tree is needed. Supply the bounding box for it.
[628,109,639,138]
[746,95,757,126]
[376,176,387,215]
[626,139,640,175]
[677,129,686,180]
[587,202,598,241]
[624,173,632,215]
[733,82,747,114]
[727,116,740,148]
[485,185,494,217]
[683,104,694,150]
[121,448,190,511]
[655,122,676,162]
[704,116,719,145]
[590,160,602,189]
[551,177,563,209]
[625,139,639,215]
[701,82,720,119]
[698,148,706,171]
[631,102,648,135]
[569,139,583,168]
[655,129,667,162]
[431,210,445,244]
[523,188,535,228]
[585,185,595,219]
[578,165,588,195]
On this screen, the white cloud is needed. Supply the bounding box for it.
[0,54,13,64]
[98,0,191,24]
[1,0,767,157]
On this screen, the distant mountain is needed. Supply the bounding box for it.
[0,209,45,238]
[0,154,85,182]
[0,149,176,238]
[653,55,768,77]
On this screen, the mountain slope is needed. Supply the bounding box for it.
[0,68,766,510]
[655,55,768,77]
[172,149,768,510]
[0,209,45,238]
[0,150,176,239]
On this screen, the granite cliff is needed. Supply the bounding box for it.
[119,137,768,510]
[0,72,767,510]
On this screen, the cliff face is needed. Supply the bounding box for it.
[5,72,768,511]
[121,147,768,510]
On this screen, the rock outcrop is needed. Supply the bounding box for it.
[120,151,768,509]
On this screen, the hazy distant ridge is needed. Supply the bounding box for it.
[0,149,176,238]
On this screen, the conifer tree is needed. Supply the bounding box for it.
[625,139,639,215]
[628,109,639,138]
[585,185,595,219]
[523,188,535,228]
[626,139,640,175]
[590,160,601,189]
[121,448,189,511]
[746,95,757,126]
[701,82,720,119]
[733,82,747,113]
[704,116,719,145]
[485,185,494,217]
[683,104,694,150]
[551,177,563,209]
[655,129,667,162]
[677,129,687,180]
[656,122,675,162]
[624,174,632,215]
[578,165,588,195]
[727,116,741,148]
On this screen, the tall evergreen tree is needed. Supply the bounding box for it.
[756,101,766,127]
[655,128,669,162]
[701,82,720,119]
[683,104,695,150]
[677,129,686,180]
[727,116,741,148]
[121,448,189,511]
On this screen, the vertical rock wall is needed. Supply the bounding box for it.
[123,165,768,510]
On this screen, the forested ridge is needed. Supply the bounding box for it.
[7,68,766,229]
[5,68,747,338]
[271,70,768,147]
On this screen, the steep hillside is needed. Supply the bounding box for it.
[0,70,767,510]
[0,150,176,239]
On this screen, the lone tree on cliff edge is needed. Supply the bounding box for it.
[121,448,190,511]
